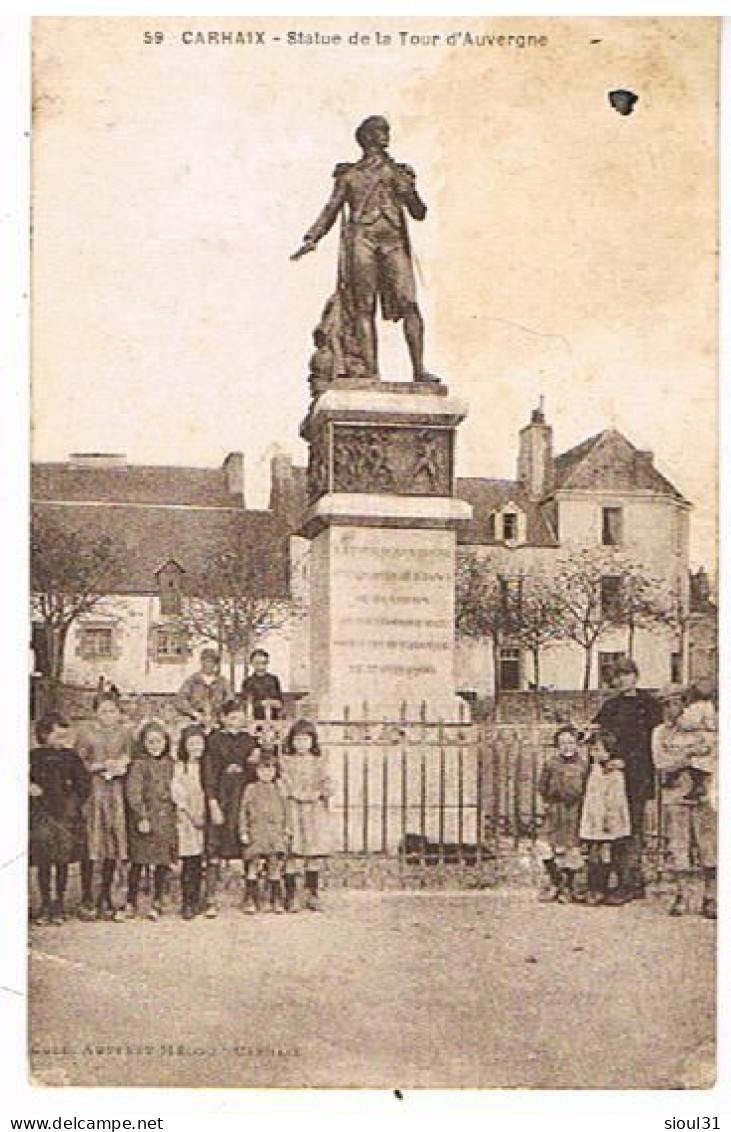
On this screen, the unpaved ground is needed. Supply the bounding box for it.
[28,888,715,1089]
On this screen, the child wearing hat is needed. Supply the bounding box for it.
[238,747,290,914]
[174,649,231,732]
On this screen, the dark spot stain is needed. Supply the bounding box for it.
[525,955,538,964]
[590,39,602,44]
[394,1089,404,1100]
[609,89,638,116]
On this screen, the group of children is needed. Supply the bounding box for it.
[536,680,717,915]
[30,694,332,925]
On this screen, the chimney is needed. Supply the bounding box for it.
[693,566,711,605]
[516,397,553,500]
[69,452,127,468]
[270,452,295,517]
[223,452,245,503]
[632,450,654,483]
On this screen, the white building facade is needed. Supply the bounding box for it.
[31,404,693,704]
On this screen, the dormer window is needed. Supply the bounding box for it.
[489,503,526,546]
[503,512,518,542]
[155,559,185,616]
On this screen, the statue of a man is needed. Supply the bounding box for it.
[292,116,439,384]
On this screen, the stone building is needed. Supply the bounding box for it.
[31,403,697,702]
[31,452,291,697]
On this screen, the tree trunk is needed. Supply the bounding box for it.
[582,646,593,693]
[492,636,501,715]
[532,648,541,721]
[49,621,70,709]
[627,619,636,659]
[678,620,688,683]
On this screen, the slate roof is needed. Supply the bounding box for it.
[31,501,289,597]
[31,463,238,508]
[32,419,686,595]
[552,429,686,500]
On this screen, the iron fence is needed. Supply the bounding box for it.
[319,714,684,877]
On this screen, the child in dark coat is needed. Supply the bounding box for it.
[536,726,588,903]
[239,748,290,914]
[124,721,178,920]
[240,649,284,721]
[30,714,90,925]
[201,699,258,916]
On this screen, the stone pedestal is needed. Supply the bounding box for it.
[300,383,472,721]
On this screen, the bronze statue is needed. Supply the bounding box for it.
[292,116,439,385]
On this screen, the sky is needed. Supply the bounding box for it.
[31,16,718,566]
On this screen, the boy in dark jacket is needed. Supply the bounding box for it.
[30,714,91,925]
[240,649,284,721]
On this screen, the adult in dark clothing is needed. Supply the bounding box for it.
[200,700,258,916]
[240,649,284,721]
[30,713,91,924]
[593,658,662,903]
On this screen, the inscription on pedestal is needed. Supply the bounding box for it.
[310,527,459,714]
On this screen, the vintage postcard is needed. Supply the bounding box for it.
[28,16,718,1089]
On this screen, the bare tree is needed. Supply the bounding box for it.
[30,511,119,703]
[551,548,675,691]
[455,551,508,704]
[183,526,300,690]
[512,573,564,690]
[617,568,676,659]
